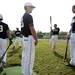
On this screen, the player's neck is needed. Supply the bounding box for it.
[25,11,31,14]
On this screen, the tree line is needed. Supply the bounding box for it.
[37,31,67,39]
[10,30,68,40]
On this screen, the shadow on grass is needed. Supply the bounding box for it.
[53,51,75,72]
[53,51,64,59]
[70,66,75,72]
[65,61,75,71]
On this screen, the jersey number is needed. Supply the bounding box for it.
[0,25,3,32]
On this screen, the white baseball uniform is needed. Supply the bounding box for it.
[0,21,9,63]
[13,30,22,47]
[50,27,60,50]
[21,36,35,75]
[70,16,75,65]
[21,12,35,75]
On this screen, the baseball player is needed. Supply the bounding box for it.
[21,2,38,75]
[12,28,22,49]
[0,14,10,66]
[50,24,60,51]
[69,5,75,66]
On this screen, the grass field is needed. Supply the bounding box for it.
[1,39,75,75]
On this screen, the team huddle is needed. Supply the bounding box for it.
[0,2,75,75]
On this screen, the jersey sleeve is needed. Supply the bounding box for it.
[27,15,34,26]
[5,24,9,31]
[58,28,60,31]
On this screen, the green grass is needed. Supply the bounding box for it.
[7,41,22,66]
[1,66,21,75]
[1,39,75,75]
[34,39,75,75]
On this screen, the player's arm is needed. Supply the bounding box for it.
[58,28,60,32]
[6,30,11,39]
[27,15,38,45]
[29,24,38,45]
[6,25,11,39]
[67,27,72,40]
[58,28,60,35]
[6,25,12,44]
[50,27,52,31]
[6,29,13,45]
[50,27,53,37]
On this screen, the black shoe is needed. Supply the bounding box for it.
[3,72,6,75]
[66,63,75,67]
[2,61,6,68]
[0,66,3,74]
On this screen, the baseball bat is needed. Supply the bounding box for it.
[64,31,71,60]
[64,38,69,60]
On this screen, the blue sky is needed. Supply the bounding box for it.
[0,0,75,32]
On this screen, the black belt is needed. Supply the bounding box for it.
[52,34,58,35]
[72,31,75,33]
[23,35,32,37]
[0,38,7,39]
